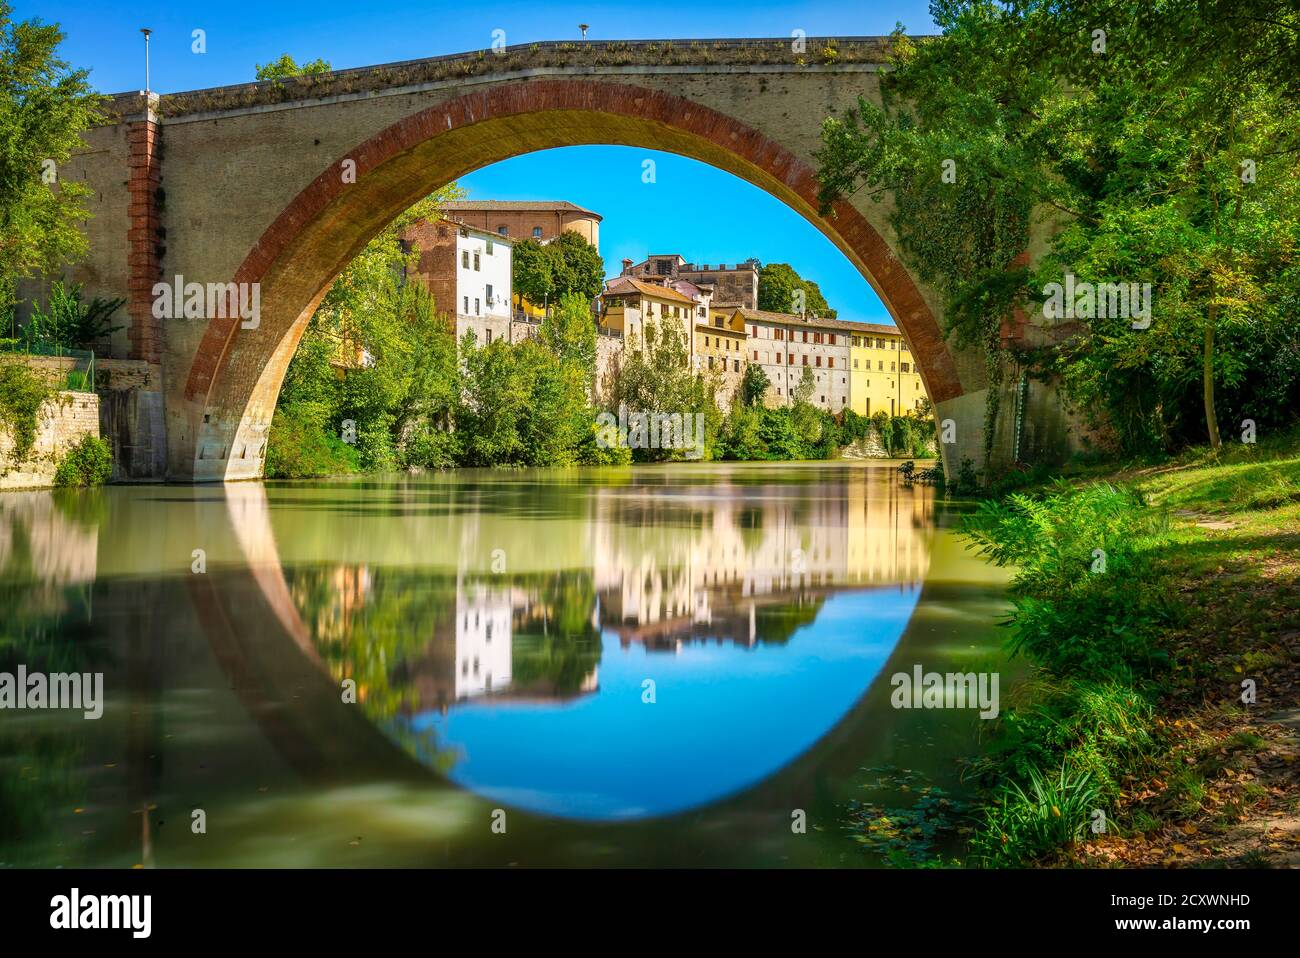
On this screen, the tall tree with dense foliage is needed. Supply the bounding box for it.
[511,232,604,311]
[511,238,555,309]
[757,263,837,318]
[611,320,722,461]
[0,4,102,317]
[817,0,1300,459]
[550,231,605,303]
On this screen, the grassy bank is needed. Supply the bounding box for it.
[961,429,1300,867]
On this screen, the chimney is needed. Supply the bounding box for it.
[621,258,633,273]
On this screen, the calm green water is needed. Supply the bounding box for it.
[0,462,1012,867]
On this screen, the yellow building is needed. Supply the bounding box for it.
[848,323,928,417]
[696,308,748,401]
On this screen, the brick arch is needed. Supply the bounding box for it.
[181,79,959,480]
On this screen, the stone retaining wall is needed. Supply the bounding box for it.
[0,392,101,491]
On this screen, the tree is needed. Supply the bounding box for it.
[269,183,465,475]
[739,364,771,407]
[550,231,605,303]
[758,263,837,318]
[817,0,1300,457]
[540,292,597,371]
[511,237,557,309]
[255,54,331,81]
[612,319,722,461]
[0,4,102,316]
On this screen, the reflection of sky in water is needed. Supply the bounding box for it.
[410,586,919,820]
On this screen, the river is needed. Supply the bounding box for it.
[0,462,1013,867]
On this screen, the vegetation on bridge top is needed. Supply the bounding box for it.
[103,36,895,119]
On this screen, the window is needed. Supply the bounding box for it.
[708,357,714,369]
[901,362,909,373]
[802,355,808,366]
[486,239,494,255]
[788,353,794,364]
[474,297,480,314]
[485,329,493,343]
[473,251,480,271]
[890,340,896,350]
[704,336,710,347]
[463,296,469,313]
[802,331,809,343]
[815,356,822,367]
[891,362,896,372]
[878,361,884,371]
[776,329,784,340]
[829,334,836,345]
[854,359,859,369]
[876,338,885,349]
[733,360,739,372]
[532,226,543,238]
[828,357,834,368]
[461,250,470,268]
[753,350,758,361]
[486,284,494,305]
[751,325,758,337]
[497,226,508,236]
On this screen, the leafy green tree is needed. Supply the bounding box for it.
[611,319,722,462]
[550,231,605,302]
[511,237,557,309]
[540,292,597,371]
[758,263,837,317]
[0,5,102,316]
[269,184,465,476]
[255,54,332,80]
[817,0,1300,457]
[739,363,771,407]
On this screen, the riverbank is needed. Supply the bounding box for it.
[961,429,1300,868]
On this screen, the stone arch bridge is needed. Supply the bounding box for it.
[60,37,1076,482]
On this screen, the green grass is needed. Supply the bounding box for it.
[958,426,1300,866]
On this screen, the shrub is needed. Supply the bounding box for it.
[971,762,1102,866]
[265,406,360,478]
[53,435,112,486]
[0,361,52,469]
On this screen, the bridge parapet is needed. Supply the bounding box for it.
[97,37,897,120]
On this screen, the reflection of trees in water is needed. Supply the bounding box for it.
[0,494,104,863]
[509,571,601,697]
[287,565,457,721]
[753,599,821,646]
[288,566,604,716]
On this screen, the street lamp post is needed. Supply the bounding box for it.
[140,29,152,93]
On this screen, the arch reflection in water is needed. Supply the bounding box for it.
[290,468,936,820]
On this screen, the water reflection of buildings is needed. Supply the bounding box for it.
[454,583,512,699]
[297,472,935,707]
[399,580,600,715]
[592,473,932,653]
[0,492,99,590]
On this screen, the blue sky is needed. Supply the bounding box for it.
[27,0,942,324]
